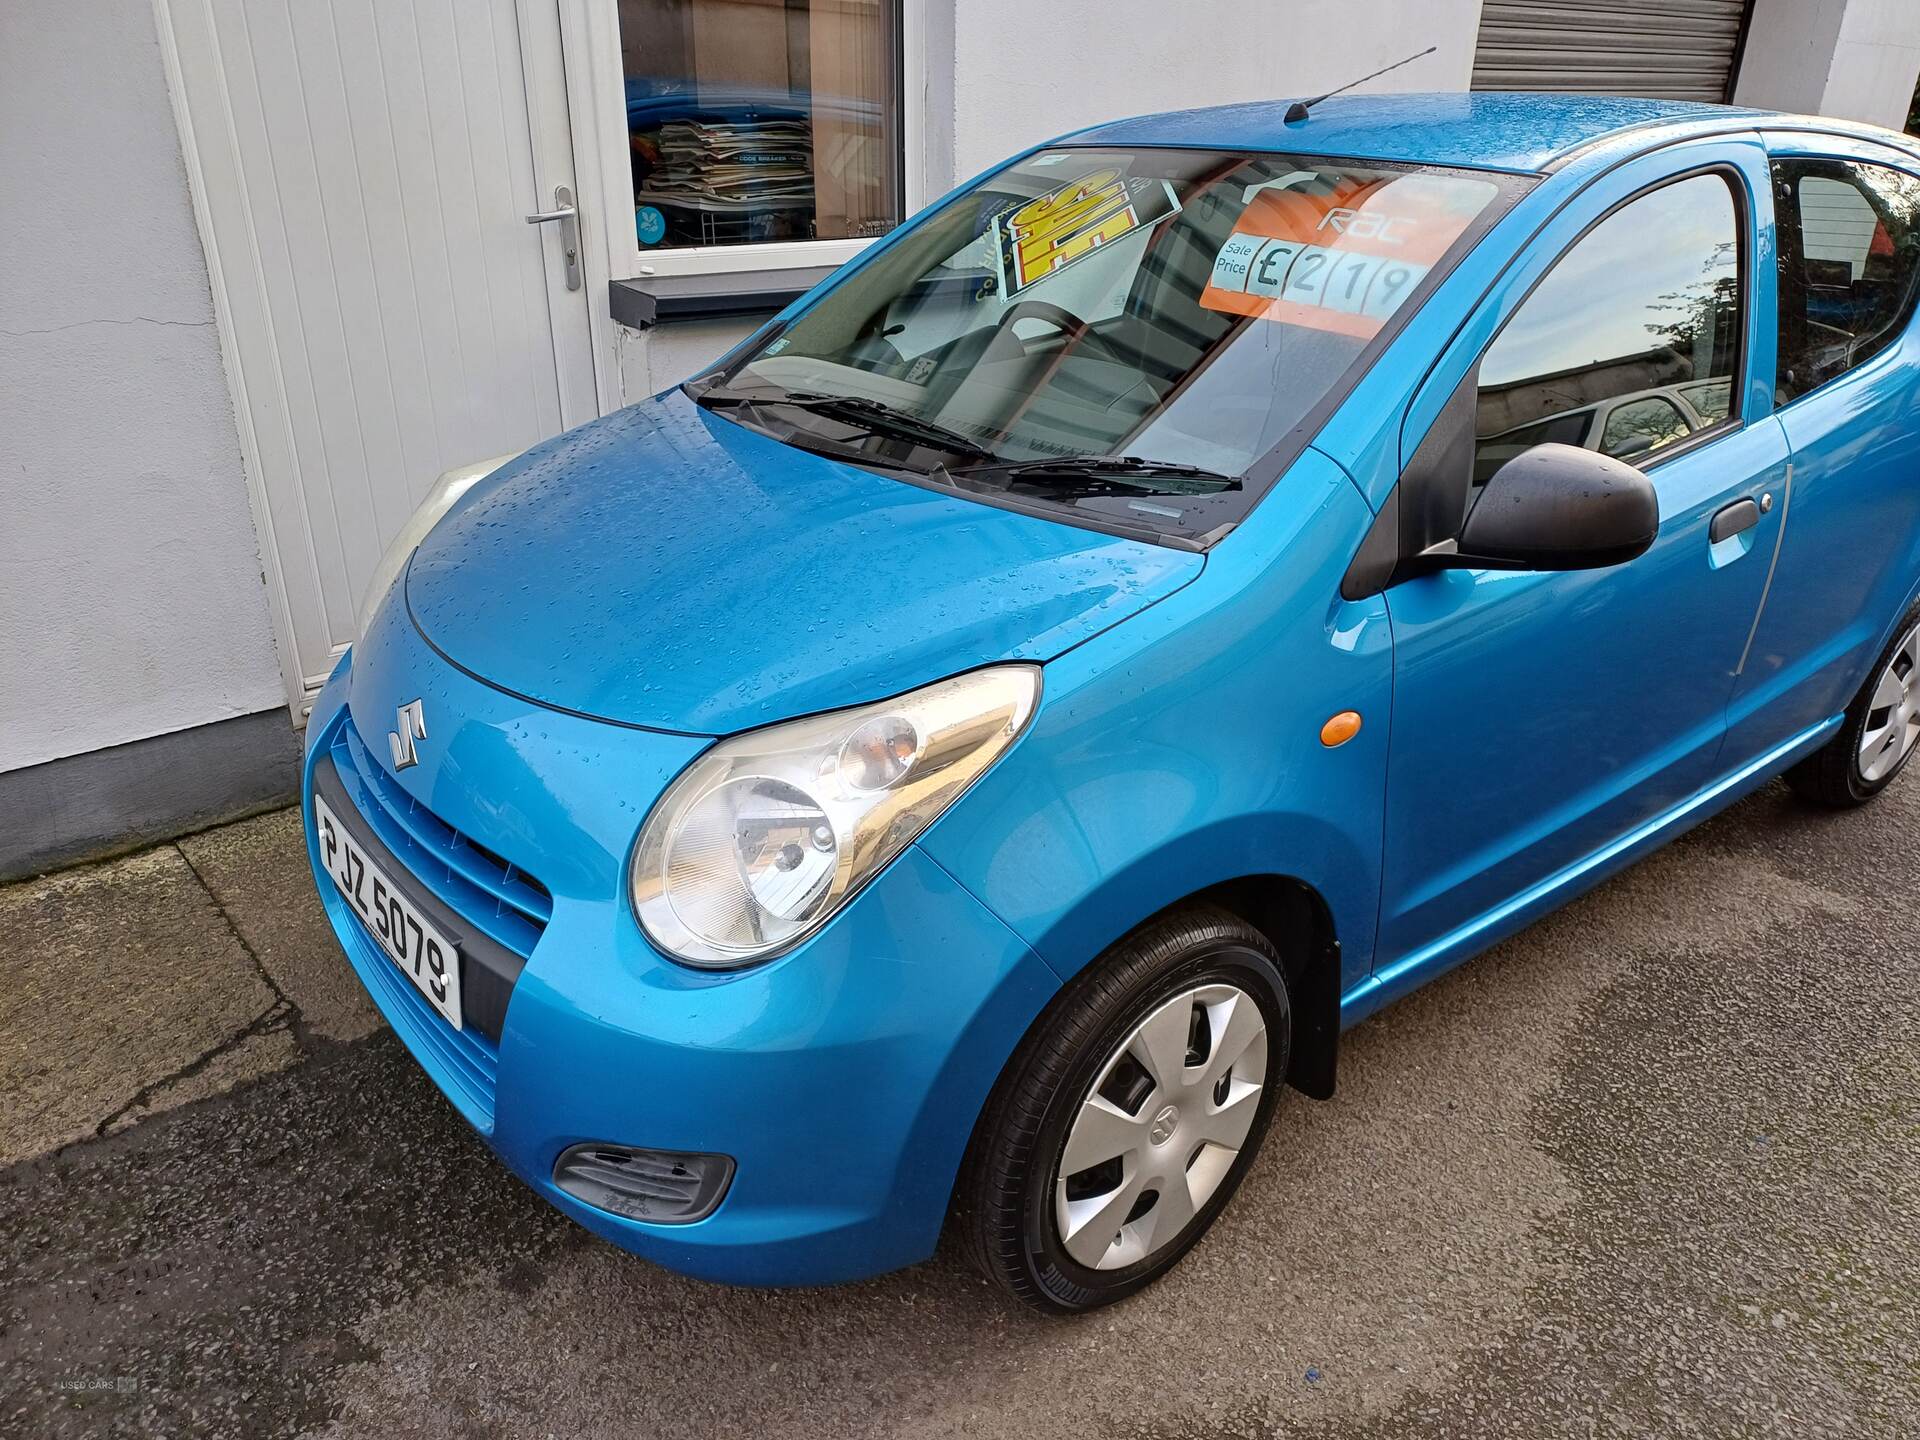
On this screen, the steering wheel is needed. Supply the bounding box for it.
[982,299,1093,360]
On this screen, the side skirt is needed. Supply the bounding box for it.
[1337,713,1844,1029]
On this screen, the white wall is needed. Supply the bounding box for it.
[0,0,284,773]
[1736,0,1920,130]
[948,0,1481,180]
[613,0,1483,399]
[1734,0,1848,116]
[617,317,762,402]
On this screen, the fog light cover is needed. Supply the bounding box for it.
[552,1143,734,1224]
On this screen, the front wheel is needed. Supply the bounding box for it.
[1787,606,1920,807]
[957,906,1290,1313]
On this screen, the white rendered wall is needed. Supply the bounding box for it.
[617,317,762,402]
[946,0,1481,180]
[1736,0,1920,131]
[0,0,285,772]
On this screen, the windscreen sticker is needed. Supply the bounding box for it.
[993,169,1183,297]
[1200,173,1491,337]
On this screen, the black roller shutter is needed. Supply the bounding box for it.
[1472,0,1754,103]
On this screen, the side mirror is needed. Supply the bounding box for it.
[1445,442,1659,572]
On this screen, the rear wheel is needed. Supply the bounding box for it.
[1787,607,1920,807]
[958,906,1289,1313]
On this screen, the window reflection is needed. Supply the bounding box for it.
[1474,174,1741,486]
[732,151,1502,483]
[1600,395,1692,458]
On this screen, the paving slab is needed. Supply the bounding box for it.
[177,807,379,1044]
[0,846,290,1163]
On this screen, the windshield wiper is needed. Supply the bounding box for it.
[962,454,1241,494]
[695,386,996,465]
[778,392,999,462]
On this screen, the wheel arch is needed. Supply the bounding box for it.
[1183,874,1341,1100]
[991,870,1345,1110]
[945,870,1343,1278]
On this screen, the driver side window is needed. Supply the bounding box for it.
[1473,173,1744,490]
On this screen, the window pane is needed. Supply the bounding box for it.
[1476,173,1741,485]
[1774,159,1920,402]
[726,150,1504,503]
[619,0,900,251]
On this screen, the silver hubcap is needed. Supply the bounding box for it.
[1859,623,1920,783]
[1053,983,1268,1271]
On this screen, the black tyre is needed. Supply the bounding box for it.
[957,905,1290,1314]
[1786,604,1920,807]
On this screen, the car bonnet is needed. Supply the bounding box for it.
[404,390,1204,735]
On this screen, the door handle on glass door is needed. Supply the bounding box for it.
[525,185,581,291]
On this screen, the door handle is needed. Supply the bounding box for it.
[525,185,581,291]
[1708,497,1760,544]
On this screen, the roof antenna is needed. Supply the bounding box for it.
[1285,46,1437,123]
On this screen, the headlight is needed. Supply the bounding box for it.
[353,451,521,646]
[632,666,1040,968]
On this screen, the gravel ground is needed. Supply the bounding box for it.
[0,781,1914,1439]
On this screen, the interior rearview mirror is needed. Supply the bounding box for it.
[1444,442,1660,573]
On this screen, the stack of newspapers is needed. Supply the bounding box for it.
[636,117,814,214]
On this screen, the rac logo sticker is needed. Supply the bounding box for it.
[1317,208,1413,243]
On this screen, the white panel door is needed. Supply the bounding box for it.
[157,0,600,705]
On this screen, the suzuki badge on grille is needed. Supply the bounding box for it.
[389,699,427,770]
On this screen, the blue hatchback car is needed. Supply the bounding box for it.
[305,93,1920,1311]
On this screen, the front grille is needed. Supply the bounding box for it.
[335,721,550,955]
[346,910,500,1132]
[317,714,556,1131]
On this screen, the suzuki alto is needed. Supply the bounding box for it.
[306,93,1920,1311]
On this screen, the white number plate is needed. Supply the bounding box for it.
[313,794,462,1029]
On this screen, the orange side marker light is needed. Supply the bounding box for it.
[1320,710,1362,748]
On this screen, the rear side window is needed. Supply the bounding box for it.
[1474,172,1743,487]
[1772,158,1920,403]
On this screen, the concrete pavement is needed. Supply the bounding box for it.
[0,783,1915,1438]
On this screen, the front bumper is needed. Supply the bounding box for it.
[301,597,1060,1286]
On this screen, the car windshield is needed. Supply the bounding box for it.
[698,146,1519,544]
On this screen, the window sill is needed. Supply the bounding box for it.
[608,266,840,330]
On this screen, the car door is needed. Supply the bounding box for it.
[1723,137,1920,768]
[1372,140,1790,982]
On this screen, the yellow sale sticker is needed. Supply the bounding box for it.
[993,169,1182,296]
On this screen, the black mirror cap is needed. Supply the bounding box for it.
[1456,442,1660,571]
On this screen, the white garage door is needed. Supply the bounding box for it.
[156,0,602,707]
[1472,0,1753,103]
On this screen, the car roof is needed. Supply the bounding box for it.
[1065,92,1778,175]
